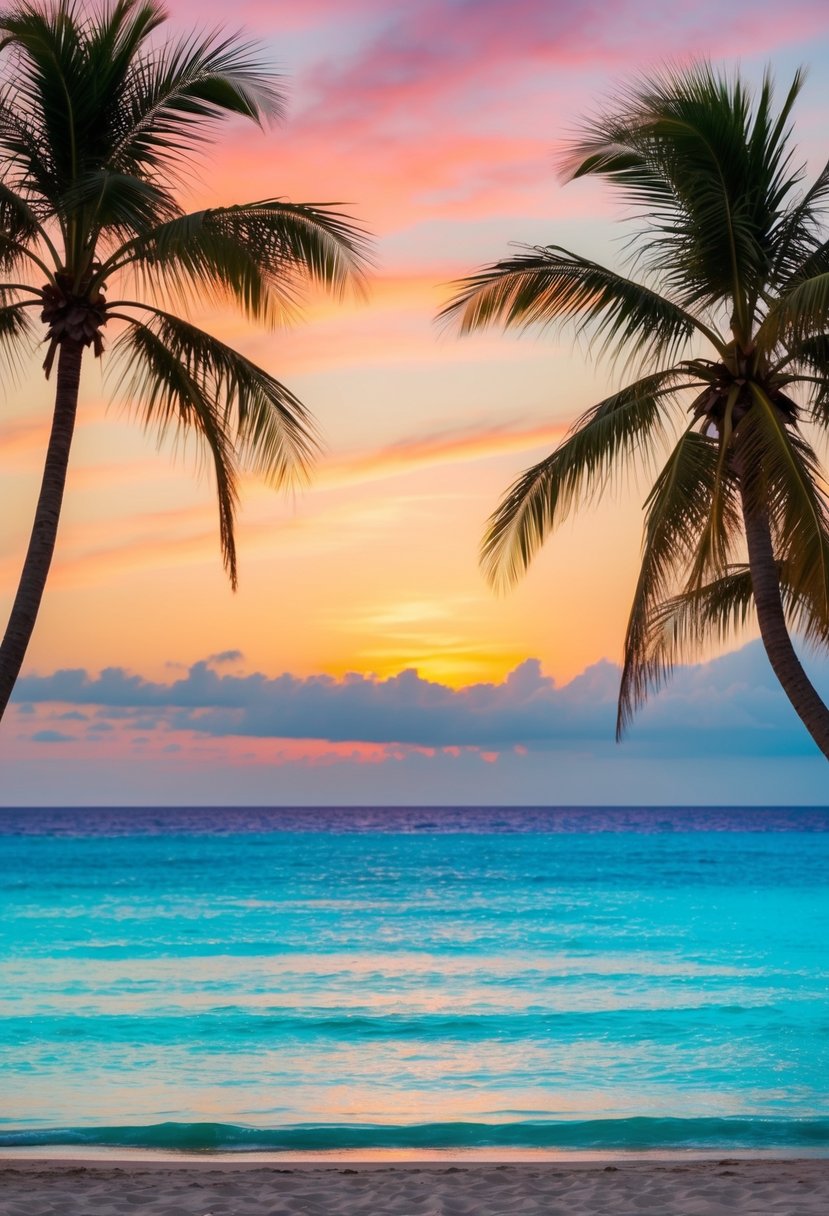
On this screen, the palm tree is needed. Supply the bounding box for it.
[0,0,368,722]
[442,64,829,758]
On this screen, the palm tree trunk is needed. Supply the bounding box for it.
[0,339,84,721]
[740,487,829,759]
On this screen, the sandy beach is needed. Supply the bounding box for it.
[2,1156,829,1215]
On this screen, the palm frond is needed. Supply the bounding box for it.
[107,21,286,177]
[0,84,60,210]
[0,1,90,190]
[0,176,45,240]
[737,384,829,627]
[481,370,689,588]
[780,235,829,288]
[645,566,757,678]
[112,206,272,318]
[440,247,716,367]
[203,201,371,298]
[111,306,318,489]
[0,0,286,232]
[759,269,829,351]
[790,335,829,422]
[0,0,165,249]
[683,385,743,590]
[108,200,370,321]
[0,296,36,377]
[563,64,805,323]
[648,560,829,678]
[59,167,179,242]
[112,315,240,586]
[769,161,829,286]
[0,226,42,274]
[617,427,727,736]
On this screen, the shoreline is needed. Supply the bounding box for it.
[3,1145,829,1164]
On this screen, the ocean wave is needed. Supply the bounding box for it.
[2,1006,786,1045]
[3,1117,829,1153]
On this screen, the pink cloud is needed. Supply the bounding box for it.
[295,0,829,139]
[167,0,391,34]
[1,417,567,589]
[12,640,828,760]
[196,124,582,237]
[317,419,569,488]
[186,0,829,240]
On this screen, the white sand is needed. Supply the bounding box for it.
[1,1157,828,1215]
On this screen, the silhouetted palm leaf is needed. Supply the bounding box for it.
[110,200,369,322]
[0,0,370,721]
[446,62,829,755]
[441,247,717,367]
[112,307,317,488]
[481,370,689,588]
[617,428,735,735]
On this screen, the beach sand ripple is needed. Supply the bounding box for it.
[1,1159,828,1216]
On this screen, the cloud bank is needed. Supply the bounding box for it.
[12,640,828,758]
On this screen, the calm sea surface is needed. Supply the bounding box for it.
[1,805,828,1153]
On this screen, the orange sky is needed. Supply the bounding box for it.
[3,0,829,802]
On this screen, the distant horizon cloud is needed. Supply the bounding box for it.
[207,649,246,666]
[11,639,828,759]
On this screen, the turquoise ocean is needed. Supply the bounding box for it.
[2,805,829,1155]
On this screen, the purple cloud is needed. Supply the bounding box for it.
[13,641,829,757]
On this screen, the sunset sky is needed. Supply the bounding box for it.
[3,0,829,804]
